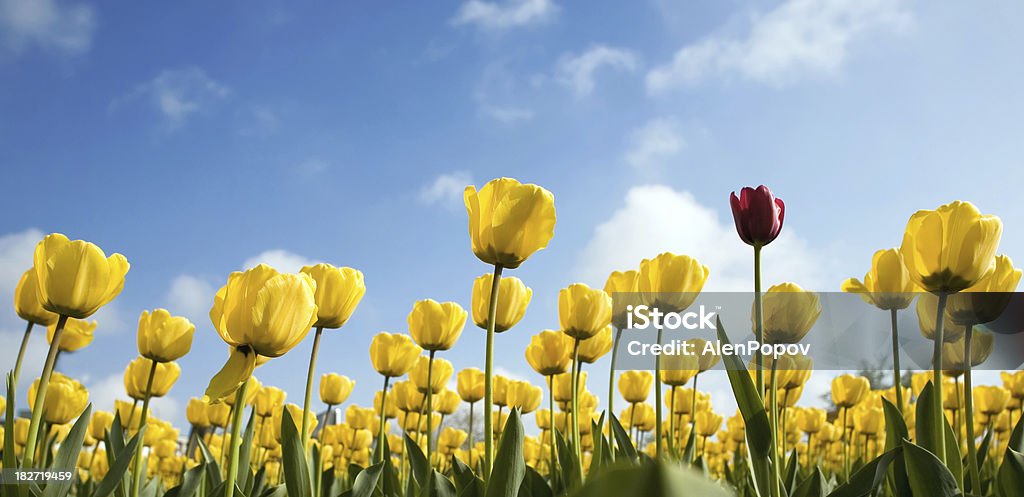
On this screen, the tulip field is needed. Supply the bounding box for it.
[3,178,1024,497]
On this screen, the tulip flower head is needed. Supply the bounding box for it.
[946,254,1022,326]
[28,373,89,425]
[320,373,355,405]
[464,178,556,269]
[899,201,1002,293]
[124,357,181,399]
[137,309,195,363]
[618,370,654,404]
[729,186,785,247]
[841,248,918,310]
[637,252,709,314]
[254,386,287,418]
[47,317,96,352]
[409,299,468,351]
[14,268,58,326]
[300,263,366,329]
[471,274,531,333]
[369,332,422,378]
[456,368,485,403]
[559,283,612,341]
[759,283,820,344]
[525,330,573,376]
[577,326,614,363]
[410,355,454,394]
[604,270,640,330]
[32,233,130,319]
[186,398,211,428]
[831,374,870,408]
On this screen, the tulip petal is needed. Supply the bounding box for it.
[203,347,257,403]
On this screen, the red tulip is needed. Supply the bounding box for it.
[730,185,785,247]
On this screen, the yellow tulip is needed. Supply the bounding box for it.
[375,390,398,419]
[320,373,355,405]
[186,398,211,427]
[779,353,813,390]
[299,263,365,329]
[916,294,964,342]
[32,233,130,319]
[206,264,318,401]
[694,410,723,437]
[942,329,993,373]
[409,299,468,350]
[28,373,88,424]
[46,318,95,352]
[577,326,613,364]
[604,270,640,330]
[439,427,468,450]
[471,274,531,333]
[493,375,510,407]
[124,357,180,399]
[974,386,1010,417]
[273,403,318,439]
[637,252,709,313]
[524,330,573,376]
[345,405,375,430]
[369,332,422,378]
[392,381,424,412]
[618,370,653,404]
[88,410,114,441]
[137,309,194,362]
[759,283,820,344]
[831,374,870,408]
[853,406,884,435]
[456,368,485,403]
[115,400,143,430]
[464,178,556,269]
[900,201,1002,293]
[551,372,582,403]
[14,268,58,326]
[254,387,286,418]
[797,408,826,434]
[408,356,453,394]
[14,418,30,445]
[842,248,917,310]
[225,376,260,406]
[687,337,721,372]
[660,352,698,387]
[947,254,1022,326]
[506,381,542,414]
[620,403,654,430]
[434,389,461,415]
[559,283,612,340]
[1002,371,1024,400]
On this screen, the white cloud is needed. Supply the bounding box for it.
[574,185,829,292]
[0,228,42,306]
[111,67,231,128]
[165,275,215,326]
[420,171,473,208]
[646,0,912,92]
[87,373,182,428]
[623,117,685,172]
[242,249,317,274]
[0,0,95,56]
[555,45,639,97]
[473,63,535,124]
[452,0,557,30]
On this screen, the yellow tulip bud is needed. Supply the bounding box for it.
[900,200,1002,293]
[14,418,30,445]
[254,386,286,418]
[410,356,453,394]
[759,283,820,344]
[409,299,467,350]
[46,317,95,352]
[300,263,365,329]
[524,331,572,376]
[974,385,1010,417]
[345,405,375,430]
[618,370,653,404]
[559,283,612,340]
[137,309,194,363]
[124,357,180,399]
[369,332,422,378]
[32,233,130,319]
[1002,371,1024,400]
[831,374,870,408]
[14,268,58,326]
[577,326,613,364]
[456,368,485,403]
[186,398,210,428]
[88,410,114,441]
[472,274,531,334]
[464,178,556,269]
[604,270,639,330]
[506,381,542,414]
[28,373,88,424]
[842,248,917,310]
[320,373,355,405]
[620,403,654,430]
[637,252,709,313]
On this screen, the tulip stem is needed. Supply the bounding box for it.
[467,402,474,453]
[482,264,502,479]
[841,407,849,482]
[13,321,34,385]
[23,314,67,467]
[753,245,764,397]
[890,309,904,412]
[607,326,621,462]
[131,359,158,497]
[301,326,324,450]
[690,372,700,462]
[376,375,390,463]
[964,324,981,493]
[654,326,663,458]
[224,378,250,497]
[768,356,781,497]
[931,292,948,464]
[668,385,676,457]
[426,350,436,469]
[570,338,584,480]
[547,376,557,479]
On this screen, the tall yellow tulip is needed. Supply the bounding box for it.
[409,299,468,351]
[525,331,572,376]
[369,331,421,462]
[471,275,530,333]
[320,373,355,406]
[603,269,639,445]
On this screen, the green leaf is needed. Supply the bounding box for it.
[516,466,551,497]
[716,318,772,497]
[422,470,456,497]
[238,407,257,492]
[554,429,580,491]
[451,456,483,497]
[914,382,941,457]
[571,460,731,497]
[901,439,960,497]
[941,414,963,491]
[4,374,23,497]
[826,446,901,497]
[351,462,383,497]
[173,463,205,497]
[281,408,313,497]
[995,448,1024,497]
[681,430,695,466]
[41,404,91,497]
[1009,410,1024,453]
[977,427,992,471]
[791,467,827,497]
[195,436,223,491]
[405,433,430,489]
[783,448,799,495]
[92,428,144,497]
[607,415,638,463]
[486,408,525,497]
[881,398,911,497]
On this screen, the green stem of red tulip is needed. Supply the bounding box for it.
[376,375,390,463]
[654,326,663,458]
[302,326,324,450]
[607,327,621,462]
[964,323,981,493]
[224,378,250,497]
[426,350,436,469]
[482,264,502,479]
[753,245,764,397]
[13,320,34,385]
[23,314,67,467]
[890,309,904,412]
[570,337,584,480]
[931,292,948,464]
[131,359,158,497]
[768,356,780,497]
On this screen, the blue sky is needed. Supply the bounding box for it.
[1,0,1022,431]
